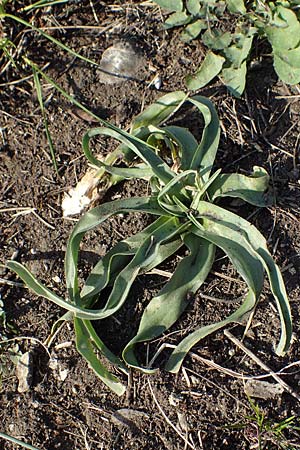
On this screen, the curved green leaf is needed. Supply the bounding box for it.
[131,91,188,131]
[166,290,256,373]
[82,127,175,185]
[65,196,164,303]
[86,218,187,321]
[195,201,292,355]
[74,318,126,396]
[81,216,178,302]
[123,234,216,372]
[163,125,198,170]
[207,166,271,206]
[7,259,69,308]
[188,96,220,179]
[186,51,225,90]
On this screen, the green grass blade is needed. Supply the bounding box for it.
[0,432,40,450]
[65,197,165,302]
[74,318,126,396]
[123,234,215,372]
[3,14,101,68]
[24,58,174,183]
[32,68,58,174]
[207,166,270,206]
[22,0,68,11]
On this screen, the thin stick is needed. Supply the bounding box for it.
[224,329,300,402]
[0,277,24,287]
[147,379,196,450]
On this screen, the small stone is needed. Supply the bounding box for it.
[169,392,183,406]
[111,408,148,431]
[244,380,284,400]
[99,42,143,85]
[49,357,58,370]
[177,412,189,433]
[58,368,69,382]
[288,266,296,276]
[52,275,62,283]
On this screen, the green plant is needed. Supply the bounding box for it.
[0,0,100,173]
[153,0,300,96]
[0,431,39,450]
[228,396,300,449]
[7,91,292,395]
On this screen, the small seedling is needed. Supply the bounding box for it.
[8,91,292,395]
[228,396,300,449]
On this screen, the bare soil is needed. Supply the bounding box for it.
[0,2,300,449]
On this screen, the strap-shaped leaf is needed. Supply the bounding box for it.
[162,125,198,170]
[188,96,220,178]
[157,169,196,215]
[123,234,215,372]
[166,290,256,373]
[7,260,70,308]
[81,216,175,302]
[131,91,188,130]
[74,318,126,396]
[85,218,187,321]
[7,260,131,320]
[207,166,271,206]
[65,196,165,302]
[166,195,294,372]
[195,201,292,355]
[82,127,175,185]
[166,206,268,372]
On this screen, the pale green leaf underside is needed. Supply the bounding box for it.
[153,0,183,12]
